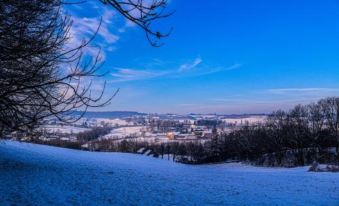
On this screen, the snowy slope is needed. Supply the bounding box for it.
[0,141,338,206]
[40,125,90,134]
[222,115,267,125]
[101,126,145,139]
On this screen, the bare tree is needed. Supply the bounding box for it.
[288,104,309,148]
[319,97,339,152]
[308,102,325,147]
[0,0,171,135]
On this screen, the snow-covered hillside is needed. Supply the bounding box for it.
[101,126,145,139]
[0,141,338,206]
[40,125,90,134]
[222,115,267,125]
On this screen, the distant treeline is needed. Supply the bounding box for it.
[76,127,113,142]
[221,97,339,159]
[187,97,339,165]
[31,127,113,150]
[72,111,145,119]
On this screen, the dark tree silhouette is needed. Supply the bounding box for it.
[0,0,171,135]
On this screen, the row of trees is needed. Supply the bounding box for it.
[76,127,113,142]
[84,138,207,162]
[201,97,339,164]
[223,97,339,158]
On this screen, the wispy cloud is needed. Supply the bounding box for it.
[63,2,137,60]
[110,58,242,83]
[178,57,202,72]
[267,88,339,95]
[196,63,242,76]
[110,68,169,82]
[67,9,119,60]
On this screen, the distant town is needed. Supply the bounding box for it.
[7,111,266,151]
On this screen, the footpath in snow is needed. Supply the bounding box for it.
[0,141,338,206]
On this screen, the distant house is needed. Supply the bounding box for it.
[202,131,213,139]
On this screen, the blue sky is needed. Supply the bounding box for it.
[64,0,339,114]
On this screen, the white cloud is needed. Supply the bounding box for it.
[267,88,339,95]
[197,63,242,75]
[178,57,202,72]
[63,2,139,60]
[110,58,241,82]
[110,68,168,82]
[66,8,119,61]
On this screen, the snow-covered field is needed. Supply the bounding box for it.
[40,125,90,134]
[0,141,338,206]
[222,115,267,125]
[93,118,131,126]
[101,126,145,139]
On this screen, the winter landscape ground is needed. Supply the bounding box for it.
[0,141,338,206]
